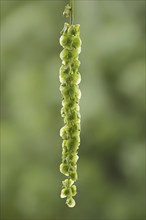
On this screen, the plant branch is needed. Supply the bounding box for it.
[70,0,74,25]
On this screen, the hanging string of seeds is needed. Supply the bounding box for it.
[59,0,82,208]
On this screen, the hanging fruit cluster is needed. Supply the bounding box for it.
[59,22,82,207]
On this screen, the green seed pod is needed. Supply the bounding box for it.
[75,72,81,84]
[66,138,79,152]
[60,191,67,198]
[66,197,76,208]
[60,49,78,63]
[69,154,79,165]
[64,111,78,123]
[62,179,74,188]
[71,60,80,72]
[70,171,78,181]
[71,185,77,196]
[60,187,72,198]
[60,163,69,176]
[64,101,79,112]
[60,35,74,49]
[59,21,81,208]
[68,24,80,36]
[72,37,82,49]
[60,126,69,140]
[60,65,71,74]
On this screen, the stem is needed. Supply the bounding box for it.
[70,0,74,25]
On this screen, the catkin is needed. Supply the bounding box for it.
[59,23,81,208]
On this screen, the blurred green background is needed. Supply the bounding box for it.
[1,0,145,219]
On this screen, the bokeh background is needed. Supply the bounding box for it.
[1,0,145,219]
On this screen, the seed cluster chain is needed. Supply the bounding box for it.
[59,22,82,208]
